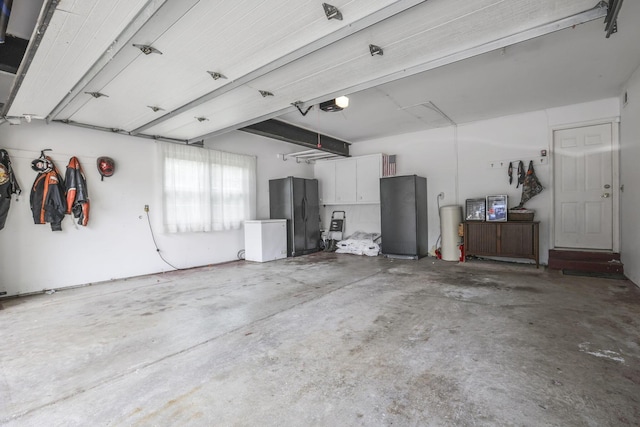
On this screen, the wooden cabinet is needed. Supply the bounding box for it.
[464,221,539,267]
[314,154,382,205]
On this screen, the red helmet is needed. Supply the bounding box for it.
[97,156,115,180]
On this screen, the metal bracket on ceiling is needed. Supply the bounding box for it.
[133,44,163,55]
[55,119,190,145]
[604,0,623,38]
[369,44,384,56]
[85,91,108,99]
[322,3,342,21]
[147,106,164,112]
[195,116,209,122]
[292,101,313,116]
[259,90,274,97]
[283,149,340,163]
[207,71,227,80]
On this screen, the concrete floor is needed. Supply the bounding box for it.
[1,253,639,426]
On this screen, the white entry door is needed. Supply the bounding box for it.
[554,123,613,249]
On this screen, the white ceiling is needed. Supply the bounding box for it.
[280,2,640,142]
[3,0,639,147]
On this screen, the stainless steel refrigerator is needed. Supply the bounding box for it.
[380,175,428,258]
[269,177,320,257]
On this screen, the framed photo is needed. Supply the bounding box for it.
[465,198,486,221]
[486,195,508,222]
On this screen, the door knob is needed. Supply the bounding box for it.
[601,193,610,198]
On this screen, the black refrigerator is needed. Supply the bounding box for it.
[380,175,428,258]
[269,177,320,257]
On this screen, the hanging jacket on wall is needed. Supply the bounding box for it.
[30,156,66,231]
[0,149,22,230]
[65,157,90,226]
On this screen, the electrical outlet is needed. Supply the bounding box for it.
[144,205,149,212]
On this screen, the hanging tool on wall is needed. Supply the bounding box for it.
[508,161,513,185]
[516,160,525,188]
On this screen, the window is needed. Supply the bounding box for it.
[161,142,256,233]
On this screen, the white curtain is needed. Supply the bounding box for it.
[160,142,256,233]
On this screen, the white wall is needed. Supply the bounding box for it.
[344,98,621,266]
[206,131,315,218]
[1,96,630,296]
[620,65,640,285]
[0,121,314,297]
[343,126,457,252]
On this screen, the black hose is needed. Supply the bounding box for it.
[145,210,181,270]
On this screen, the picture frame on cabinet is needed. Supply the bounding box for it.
[486,195,508,222]
[465,198,486,221]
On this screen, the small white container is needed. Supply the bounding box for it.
[244,220,287,262]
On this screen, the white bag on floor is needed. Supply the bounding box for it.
[335,231,380,256]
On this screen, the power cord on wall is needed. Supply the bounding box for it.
[144,207,182,271]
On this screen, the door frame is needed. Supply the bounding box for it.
[549,117,620,252]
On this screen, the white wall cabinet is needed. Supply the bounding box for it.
[335,159,357,203]
[314,154,383,205]
[315,160,336,205]
[356,155,382,203]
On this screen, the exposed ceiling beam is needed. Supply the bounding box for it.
[240,119,349,157]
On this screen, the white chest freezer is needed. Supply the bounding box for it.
[244,220,287,262]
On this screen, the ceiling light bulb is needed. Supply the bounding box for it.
[335,96,349,109]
